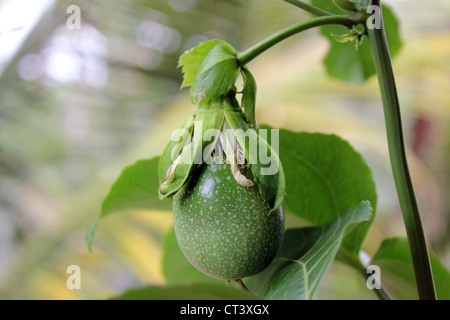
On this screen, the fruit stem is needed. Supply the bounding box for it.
[235,279,250,292]
[367,0,436,300]
[237,15,362,66]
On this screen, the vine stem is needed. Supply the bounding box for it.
[367,0,436,300]
[237,14,364,66]
[284,0,332,16]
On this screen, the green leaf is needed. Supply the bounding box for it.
[331,0,371,12]
[311,1,402,83]
[371,237,450,300]
[178,39,235,88]
[224,115,286,212]
[331,32,359,44]
[111,283,259,300]
[190,43,240,102]
[158,114,195,185]
[261,126,376,255]
[240,67,257,129]
[310,1,353,18]
[86,157,170,252]
[162,228,217,285]
[331,0,357,12]
[246,201,372,300]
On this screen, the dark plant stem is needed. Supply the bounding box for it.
[369,276,392,300]
[367,0,436,300]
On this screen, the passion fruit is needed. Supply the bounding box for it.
[172,161,284,280]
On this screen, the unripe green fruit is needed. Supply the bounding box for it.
[173,162,284,280]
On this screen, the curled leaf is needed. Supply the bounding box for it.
[331,32,358,43]
[159,114,195,185]
[190,43,240,102]
[240,67,257,129]
[178,39,235,88]
[158,99,226,199]
[224,109,285,212]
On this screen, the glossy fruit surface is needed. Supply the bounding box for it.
[173,162,284,280]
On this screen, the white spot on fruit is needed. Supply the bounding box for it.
[199,178,214,198]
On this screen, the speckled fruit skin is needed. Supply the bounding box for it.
[173,162,284,280]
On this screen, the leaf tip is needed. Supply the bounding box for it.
[85,219,98,253]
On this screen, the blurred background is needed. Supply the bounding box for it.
[0,0,448,299]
